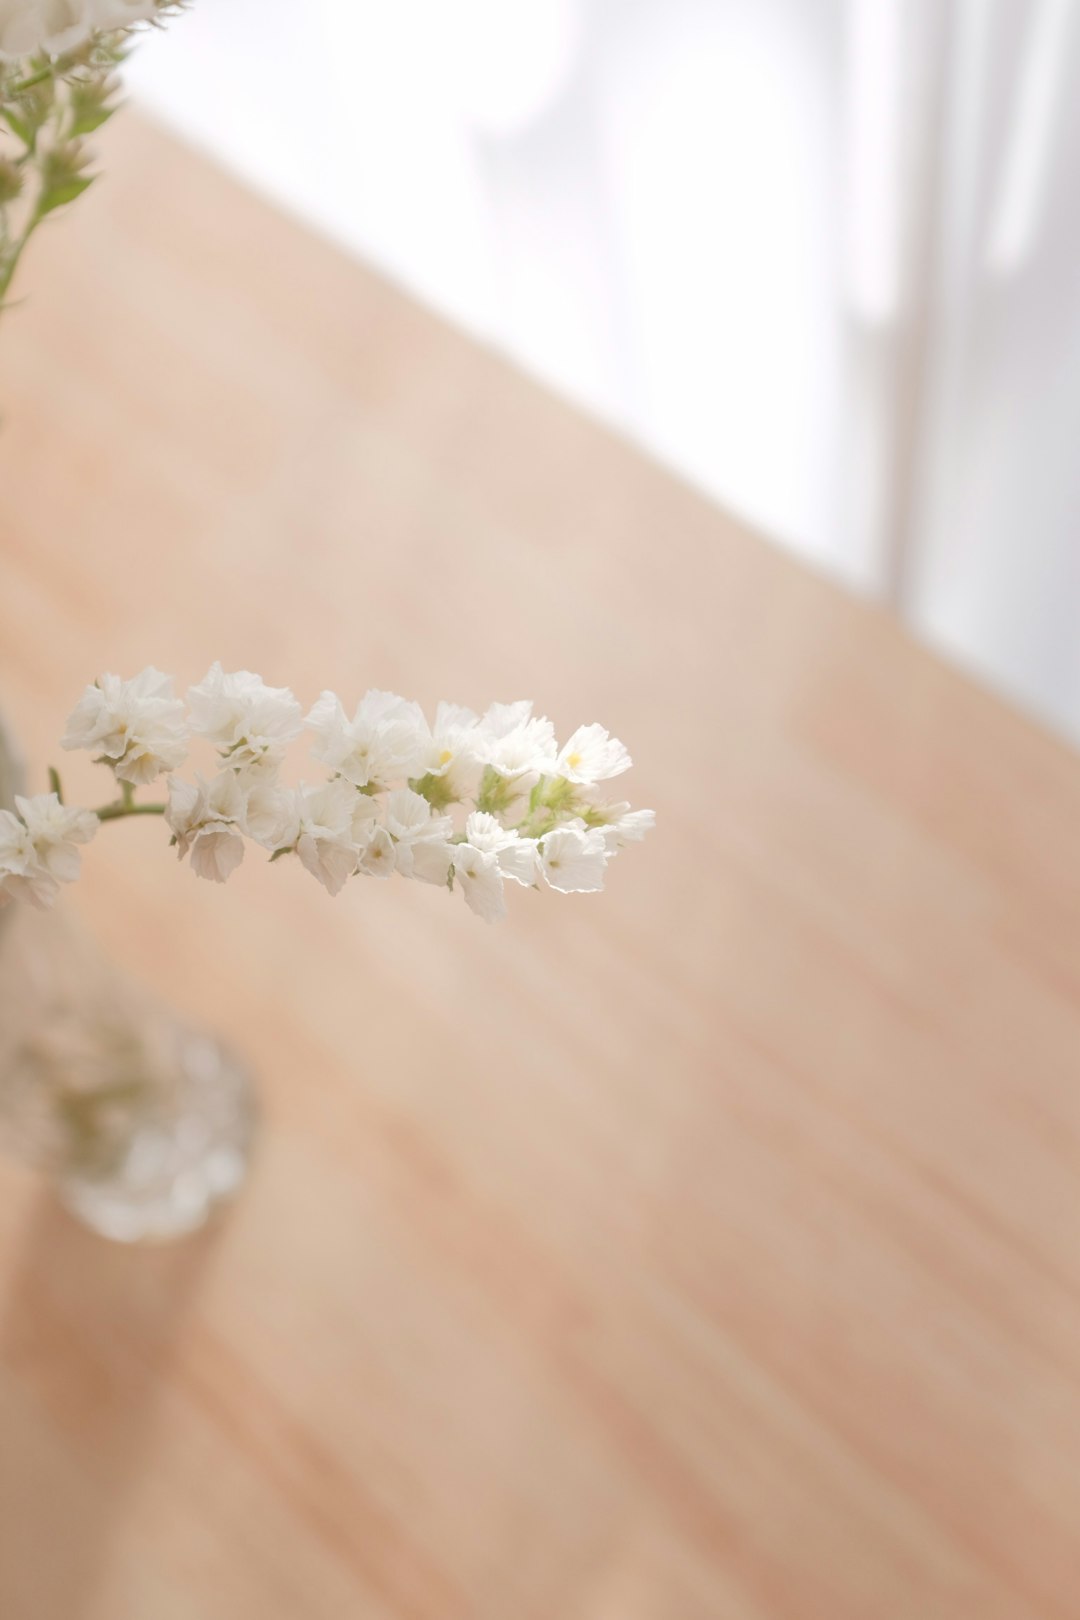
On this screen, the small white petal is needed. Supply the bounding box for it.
[204,769,247,824]
[10,793,98,891]
[0,809,57,907]
[165,774,204,852]
[241,777,296,849]
[463,811,538,886]
[385,788,437,841]
[0,867,59,908]
[556,724,632,784]
[496,839,540,887]
[189,826,245,884]
[601,807,656,851]
[356,826,396,879]
[422,702,482,794]
[166,771,245,877]
[454,844,507,922]
[408,838,454,887]
[462,810,510,852]
[540,826,608,893]
[0,808,32,870]
[475,701,557,778]
[296,830,356,896]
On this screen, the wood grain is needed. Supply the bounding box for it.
[2,112,1080,1620]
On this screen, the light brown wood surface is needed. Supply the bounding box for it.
[2,113,1080,1620]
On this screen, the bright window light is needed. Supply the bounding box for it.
[844,0,904,324]
[986,0,1073,274]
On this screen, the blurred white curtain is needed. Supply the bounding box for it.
[128,0,1080,739]
[904,0,1080,739]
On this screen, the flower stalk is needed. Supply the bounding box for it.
[0,666,655,923]
[94,800,167,822]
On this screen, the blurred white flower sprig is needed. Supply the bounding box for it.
[0,667,655,922]
[0,1,185,313]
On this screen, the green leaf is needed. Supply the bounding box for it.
[68,79,118,137]
[12,79,55,137]
[36,173,94,217]
[0,158,22,205]
[70,101,115,137]
[1,109,33,146]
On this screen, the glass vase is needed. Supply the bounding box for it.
[0,716,256,1242]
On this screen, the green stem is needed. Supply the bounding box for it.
[0,166,53,303]
[94,801,167,822]
[8,66,53,95]
[0,217,37,305]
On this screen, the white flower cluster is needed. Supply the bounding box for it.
[0,0,162,62]
[0,666,654,922]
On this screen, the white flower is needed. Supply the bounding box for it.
[187,663,303,770]
[539,825,608,893]
[0,0,167,60]
[61,667,188,785]
[417,702,483,798]
[597,805,655,851]
[92,0,157,26]
[239,773,297,850]
[0,794,97,908]
[452,842,506,923]
[165,772,246,884]
[426,811,544,921]
[463,810,539,887]
[306,689,429,790]
[407,837,455,888]
[291,777,369,896]
[2,803,81,909]
[356,825,396,879]
[0,811,38,906]
[384,788,453,876]
[474,700,557,779]
[16,792,98,881]
[555,724,631,785]
[384,787,440,841]
[0,0,95,61]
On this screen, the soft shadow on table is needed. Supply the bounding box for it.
[0,1193,217,1620]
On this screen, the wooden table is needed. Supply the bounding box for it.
[2,114,1080,1620]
